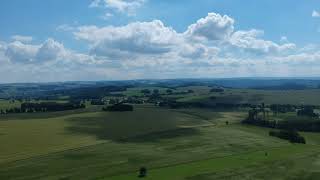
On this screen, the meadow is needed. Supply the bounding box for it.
[163,87,320,105]
[1,84,320,179]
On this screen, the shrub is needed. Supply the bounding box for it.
[269,130,306,144]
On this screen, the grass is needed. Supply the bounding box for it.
[0,107,293,180]
[109,145,320,180]
[0,99,21,110]
[185,146,320,180]
[0,113,105,164]
[66,106,211,142]
[170,87,320,105]
[0,99,320,179]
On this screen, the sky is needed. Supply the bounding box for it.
[0,0,320,83]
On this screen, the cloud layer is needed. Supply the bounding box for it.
[74,13,297,64]
[1,12,320,82]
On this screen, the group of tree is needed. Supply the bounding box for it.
[91,99,105,105]
[243,114,320,132]
[0,108,21,114]
[269,130,306,144]
[210,88,224,93]
[1,102,85,114]
[103,103,133,112]
[158,99,255,109]
[270,104,296,114]
[141,89,151,95]
[141,89,159,95]
[242,107,274,127]
[166,89,173,94]
[297,106,318,117]
[141,88,194,98]
[55,86,128,101]
[122,97,144,104]
[243,104,320,132]
[21,102,85,112]
[270,104,319,115]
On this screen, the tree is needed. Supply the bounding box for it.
[261,103,266,120]
[103,104,133,112]
[269,130,306,144]
[297,106,317,117]
[166,89,173,94]
[138,167,147,178]
[153,89,159,94]
[210,88,224,93]
[141,89,151,94]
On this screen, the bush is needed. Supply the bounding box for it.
[269,130,306,144]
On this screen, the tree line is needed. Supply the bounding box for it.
[102,104,133,112]
[269,130,306,144]
[1,102,85,114]
[242,104,320,132]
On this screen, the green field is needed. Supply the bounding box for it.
[116,85,320,105]
[1,105,319,179]
[0,113,105,163]
[110,145,320,180]
[167,88,320,105]
[0,99,21,110]
[1,86,320,179]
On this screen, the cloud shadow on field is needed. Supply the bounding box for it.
[65,113,200,143]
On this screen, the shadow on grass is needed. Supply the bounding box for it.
[119,128,200,143]
[63,152,97,160]
[65,115,200,143]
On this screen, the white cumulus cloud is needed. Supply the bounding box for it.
[185,12,234,41]
[5,41,39,63]
[229,29,296,55]
[2,11,320,82]
[75,20,182,58]
[3,38,97,65]
[312,10,320,17]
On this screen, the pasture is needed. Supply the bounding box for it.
[1,104,313,180]
[1,85,320,179]
[165,88,320,105]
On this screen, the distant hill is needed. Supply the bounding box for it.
[1,78,320,99]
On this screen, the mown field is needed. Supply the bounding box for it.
[1,86,320,179]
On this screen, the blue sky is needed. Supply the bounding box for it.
[0,0,320,82]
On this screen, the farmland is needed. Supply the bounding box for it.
[0,79,320,179]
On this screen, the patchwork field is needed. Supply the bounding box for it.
[1,84,320,179]
[2,104,319,180]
